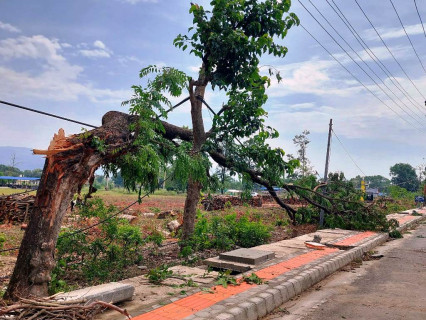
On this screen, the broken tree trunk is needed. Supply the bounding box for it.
[4,112,137,301]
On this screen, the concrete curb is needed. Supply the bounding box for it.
[191,215,425,320]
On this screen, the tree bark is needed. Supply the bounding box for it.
[4,112,136,300]
[181,76,207,240]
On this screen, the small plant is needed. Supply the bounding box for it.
[224,201,232,210]
[149,207,162,214]
[412,211,422,216]
[147,265,173,284]
[275,218,288,227]
[0,233,5,251]
[215,269,238,288]
[242,273,263,285]
[389,230,403,239]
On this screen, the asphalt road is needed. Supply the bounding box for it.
[265,222,426,320]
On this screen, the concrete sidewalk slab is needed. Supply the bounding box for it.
[56,282,134,304]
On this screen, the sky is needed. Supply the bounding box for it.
[0,0,426,179]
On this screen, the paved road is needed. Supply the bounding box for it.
[266,222,426,320]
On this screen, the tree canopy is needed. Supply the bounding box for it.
[389,163,419,192]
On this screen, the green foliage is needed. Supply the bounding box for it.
[147,265,173,284]
[50,199,145,292]
[290,173,401,232]
[243,273,264,285]
[350,175,390,192]
[389,230,403,238]
[181,211,271,252]
[0,233,5,251]
[390,163,419,192]
[215,269,238,288]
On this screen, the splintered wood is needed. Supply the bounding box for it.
[33,128,74,157]
[0,193,35,223]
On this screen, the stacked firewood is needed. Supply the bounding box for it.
[0,194,35,223]
[201,195,262,211]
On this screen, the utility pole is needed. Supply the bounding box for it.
[320,119,333,227]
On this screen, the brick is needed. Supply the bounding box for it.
[239,301,258,320]
[265,288,283,307]
[258,292,275,312]
[228,307,246,320]
[248,297,267,318]
[274,285,290,302]
[282,281,296,298]
[215,313,235,320]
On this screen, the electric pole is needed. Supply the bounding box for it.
[320,119,333,227]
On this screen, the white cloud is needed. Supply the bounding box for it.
[93,40,106,49]
[364,23,426,41]
[79,40,112,58]
[0,21,21,33]
[267,59,362,98]
[0,35,130,103]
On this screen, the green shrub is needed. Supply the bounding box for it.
[389,230,403,238]
[0,233,5,251]
[180,212,271,253]
[50,198,145,293]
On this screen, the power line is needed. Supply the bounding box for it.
[300,23,422,130]
[354,0,426,101]
[305,0,425,122]
[298,1,425,129]
[0,100,98,128]
[327,0,426,115]
[332,128,367,177]
[1,96,193,129]
[413,0,426,38]
[389,0,426,73]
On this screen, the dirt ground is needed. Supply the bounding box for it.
[0,189,315,293]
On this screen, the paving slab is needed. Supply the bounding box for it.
[204,256,253,272]
[219,248,275,265]
[56,282,134,304]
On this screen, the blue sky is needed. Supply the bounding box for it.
[0,0,425,178]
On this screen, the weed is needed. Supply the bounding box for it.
[147,265,173,284]
[242,273,263,285]
[215,270,238,288]
[389,230,403,238]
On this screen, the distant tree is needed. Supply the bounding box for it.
[389,163,419,192]
[0,164,22,177]
[350,175,390,192]
[23,169,43,178]
[287,130,314,179]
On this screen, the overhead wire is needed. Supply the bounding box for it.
[300,23,421,130]
[305,0,425,122]
[298,0,426,130]
[0,100,97,128]
[413,0,426,38]
[389,0,426,73]
[354,0,426,101]
[332,128,367,177]
[327,0,426,115]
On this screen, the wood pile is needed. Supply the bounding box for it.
[0,297,130,320]
[0,193,35,223]
[201,195,262,211]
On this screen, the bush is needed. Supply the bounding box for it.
[50,198,145,293]
[181,211,271,252]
